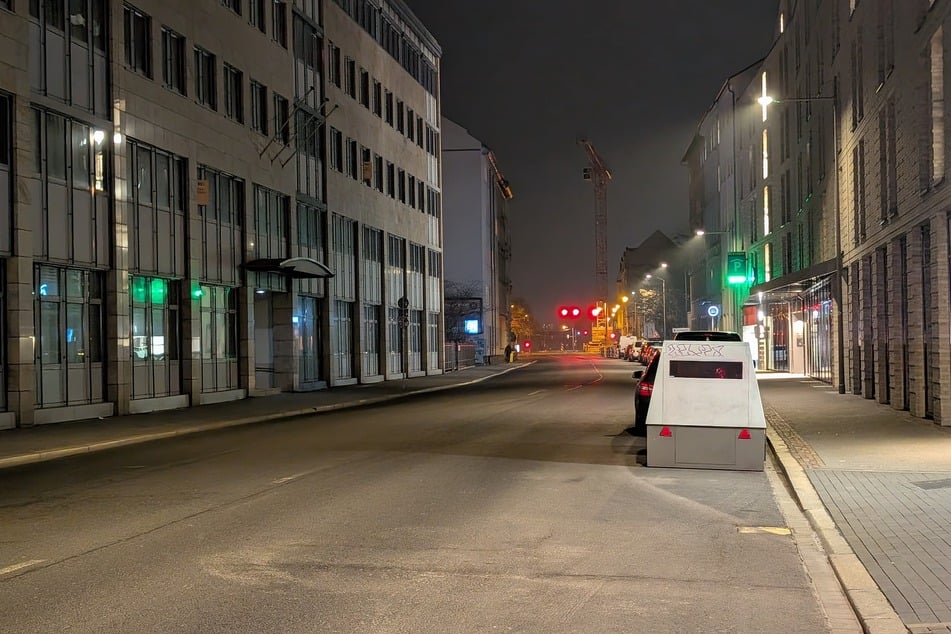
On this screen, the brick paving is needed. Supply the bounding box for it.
[761,375,951,634]
[809,470,951,633]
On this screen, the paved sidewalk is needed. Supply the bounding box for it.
[761,374,951,634]
[0,363,528,470]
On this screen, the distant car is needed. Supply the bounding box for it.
[639,340,662,364]
[672,330,741,342]
[631,351,660,435]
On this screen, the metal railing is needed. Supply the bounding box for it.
[443,343,476,371]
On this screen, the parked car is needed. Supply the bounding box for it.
[631,351,660,435]
[672,330,741,342]
[638,340,662,364]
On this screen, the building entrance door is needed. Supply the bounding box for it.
[254,292,273,389]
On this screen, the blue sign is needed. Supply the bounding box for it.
[707,305,720,318]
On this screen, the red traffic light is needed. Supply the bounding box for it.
[570,306,581,318]
[609,332,617,340]
[588,305,602,319]
[523,341,531,349]
[558,306,570,318]
[582,330,589,336]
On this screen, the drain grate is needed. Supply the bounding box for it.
[912,478,951,490]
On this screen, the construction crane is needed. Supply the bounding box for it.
[578,138,612,303]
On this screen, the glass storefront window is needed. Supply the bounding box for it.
[34,266,105,408]
[199,284,239,392]
[129,275,181,399]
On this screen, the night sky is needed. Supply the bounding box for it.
[404,1,779,320]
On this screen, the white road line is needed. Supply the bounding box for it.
[527,390,545,396]
[0,559,46,577]
[271,473,306,485]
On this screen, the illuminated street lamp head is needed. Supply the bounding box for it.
[695,229,705,236]
[660,262,668,269]
[645,274,653,280]
[621,295,629,303]
[758,95,775,107]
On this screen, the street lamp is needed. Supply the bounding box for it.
[645,274,667,339]
[759,93,844,394]
[695,229,730,237]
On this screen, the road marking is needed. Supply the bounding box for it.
[0,559,46,577]
[527,390,545,396]
[271,473,307,485]
[737,526,792,536]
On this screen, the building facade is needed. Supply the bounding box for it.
[686,0,951,424]
[0,0,444,428]
[441,117,513,364]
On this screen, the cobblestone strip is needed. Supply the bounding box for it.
[764,403,825,469]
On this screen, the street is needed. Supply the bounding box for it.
[0,356,835,633]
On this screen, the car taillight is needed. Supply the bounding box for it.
[638,381,653,397]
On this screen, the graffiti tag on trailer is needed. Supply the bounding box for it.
[665,343,726,358]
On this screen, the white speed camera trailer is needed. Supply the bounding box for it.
[646,340,766,471]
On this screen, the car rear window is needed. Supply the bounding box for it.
[669,360,743,379]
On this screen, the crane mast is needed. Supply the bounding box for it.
[578,138,612,303]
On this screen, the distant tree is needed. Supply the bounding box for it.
[509,297,538,343]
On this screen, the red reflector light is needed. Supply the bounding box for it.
[659,426,672,437]
[637,382,654,397]
[738,429,752,440]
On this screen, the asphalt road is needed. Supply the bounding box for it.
[0,356,831,633]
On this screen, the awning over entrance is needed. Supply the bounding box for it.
[745,258,837,304]
[244,257,335,279]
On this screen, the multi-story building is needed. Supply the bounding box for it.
[686,0,951,424]
[441,117,513,364]
[0,0,443,429]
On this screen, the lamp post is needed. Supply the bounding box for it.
[645,274,667,339]
[759,94,844,394]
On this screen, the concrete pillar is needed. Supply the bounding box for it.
[105,125,131,414]
[7,92,38,427]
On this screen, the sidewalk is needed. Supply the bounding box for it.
[761,374,951,634]
[0,363,527,470]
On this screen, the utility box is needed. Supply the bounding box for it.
[646,340,766,471]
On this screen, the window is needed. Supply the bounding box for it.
[274,93,289,143]
[374,154,383,191]
[221,0,241,15]
[372,80,382,116]
[250,81,267,134]
[198,165,244,225]
[384,90,393,125]
[194,47,217,109]
[386,161,395,198]
[397,168,406,203]
[199,285,239,392]
[161,27,186,95]
[359,69,370,108]
[346,139,358,179]
[223,64,244,123]
[249,0,265,31]
[35,266,105,408]
[123,5,152,77]
[931,27,945,184]
[396,100,404,133]
[328,43,341,88]
[0,93,10,168]
[329,127,343,171]
[272,1,287,47]
[344,57,356,99]
[669,361,743,380]
[407,109,415,141]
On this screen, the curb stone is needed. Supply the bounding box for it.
[766,425,908,634]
